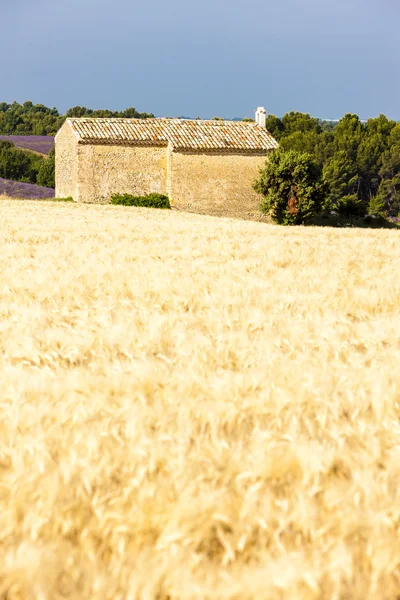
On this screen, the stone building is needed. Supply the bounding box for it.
[55,107,278,216]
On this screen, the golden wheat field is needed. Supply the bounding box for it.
[1,198,400,599]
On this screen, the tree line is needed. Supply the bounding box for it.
[0,101,154,136]
[256,112,400,223]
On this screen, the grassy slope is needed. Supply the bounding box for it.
[1,200,400,599]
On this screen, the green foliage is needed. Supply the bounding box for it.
[0,101,63,135]
[265,115,285,140]
[333,114,363,160]
[254,149,325,225]
[337,194,366,220]
[322,151,359,211]
[279,131,322,161]
[368,192,386,217]
[36,148,55,188]
[52,197,74,202]
[374,177,400,217]
[110,193,171,209]
[65,106,154,119]
[0,140,44,184]
[281,111,321,136]
[0,102,154,137]
[264,111,400,222]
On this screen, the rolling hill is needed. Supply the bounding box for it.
[0,135,54,155]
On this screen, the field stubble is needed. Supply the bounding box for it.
[1,200,400,599]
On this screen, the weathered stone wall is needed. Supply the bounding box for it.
[55,123,78,200]
[56,128,269,215]
[76,144,168,203]
[168,150,268,218]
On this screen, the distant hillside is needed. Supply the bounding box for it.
[0,135,54,155]
[0,177,54,198]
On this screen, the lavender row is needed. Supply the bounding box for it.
[0,178,55,199]
[0,135,54,155]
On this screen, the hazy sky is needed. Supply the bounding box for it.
[3,0,399,120]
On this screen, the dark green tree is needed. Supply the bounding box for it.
[0,140,43,183]
[334,113,364,161]
[36,148,55,188]
[281,111,322,136]
[66,106,92,118]
[371,131,400,216]
[279,131,321,160]
[0,101,64,135]
[265,115,284,140]
[337,195,366,221]
[254,149,325,225]
[323,151,359,211]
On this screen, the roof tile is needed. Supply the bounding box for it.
[67,118,278,152]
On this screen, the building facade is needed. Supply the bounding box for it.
[55,108,278,217]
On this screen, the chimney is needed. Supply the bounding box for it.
[255,106,267,128]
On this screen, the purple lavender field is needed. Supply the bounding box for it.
[0,178,55,199]
[0,136,54,155]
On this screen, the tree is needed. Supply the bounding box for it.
[281,111,321,136]
[322,151,359,212]
[357,132,385,201]
[372,178,400,217]
[371,139,400,216]
[337,195,366,221]
[334,113,363,161]
[279,131,321,160]
[0,101,64,135]
[368,191,387,217]
[0,140,43,183]
[265,115,284,140]
[66,106,90,118]
[254,149,325,225]
[36,148,55,188]
[0,101,154,137]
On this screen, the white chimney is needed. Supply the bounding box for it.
[255,106,267,128]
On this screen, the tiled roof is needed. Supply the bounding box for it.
[66,118,278,153]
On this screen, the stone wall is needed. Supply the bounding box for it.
[55,125,269,214]
[76,144,168,203]
[55,123,78,199]
[168,150,267,218]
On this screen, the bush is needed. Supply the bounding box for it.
[337,194,366,219]
[254,149,325,225]
[110,193,170,209]
[36,148,55,188]
[0,140,44,184]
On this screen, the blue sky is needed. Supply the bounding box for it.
[3,0,399,120]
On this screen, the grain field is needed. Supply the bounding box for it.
[1,199,400,600]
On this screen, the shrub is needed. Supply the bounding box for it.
[337,194,366,219]
[36,148,55,188]
[0,140,44,184]
[254,149,325,225]
[110,193,170,209]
